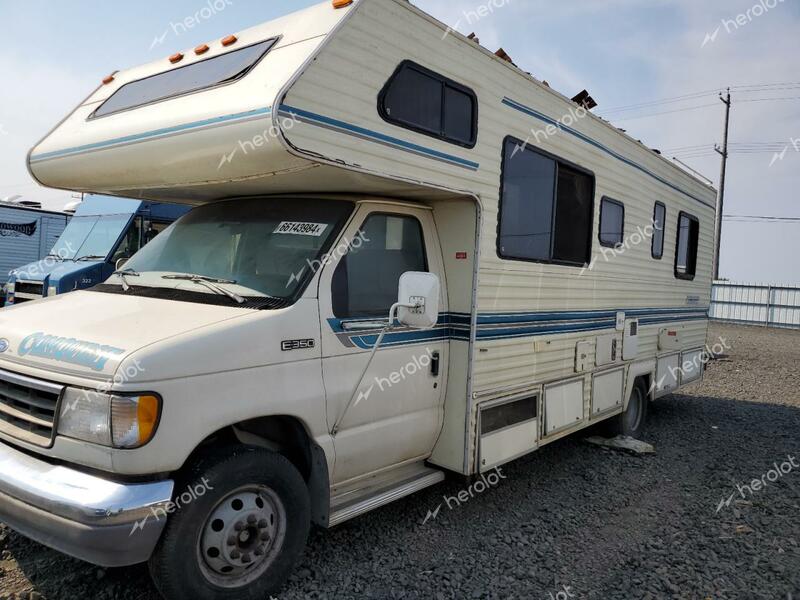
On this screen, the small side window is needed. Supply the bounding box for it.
[379,61,478,148]
[332,214,428,318]
[652,202,666,259]
[675,212,700,280]
[599,198,625,248]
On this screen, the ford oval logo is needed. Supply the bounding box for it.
[0,339,8,353]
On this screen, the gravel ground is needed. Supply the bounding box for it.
[1,322,799,600]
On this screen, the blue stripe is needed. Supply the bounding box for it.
[278,104,480,171]
[29,108,273,162]
[501,97,715,210]
[331,307,709,348]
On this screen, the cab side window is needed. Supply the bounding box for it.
[332,214,428,318]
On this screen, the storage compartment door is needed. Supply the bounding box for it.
[479,394,539,471]
[656,354,681,395]
[592,368,625,417]
[544,379,585,436]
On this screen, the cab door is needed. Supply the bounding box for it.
[318,203,448,484]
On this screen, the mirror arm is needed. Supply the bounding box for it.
[331,302,417,436]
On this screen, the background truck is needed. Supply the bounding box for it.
[4,195,189,305]
[0,201,69,306]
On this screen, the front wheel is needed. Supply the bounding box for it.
[149,447,311,600]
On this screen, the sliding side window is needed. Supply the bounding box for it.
[498,138,594,266]
[379,61,478,147]
[675,212,700,280]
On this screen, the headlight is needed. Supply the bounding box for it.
[6,282,14,294]
[58,388,161,449]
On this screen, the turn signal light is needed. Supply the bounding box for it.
[169,53,184,64]
[221,35,238,47]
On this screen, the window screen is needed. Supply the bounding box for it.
[675,212,700,280]
[332,214,428,318]
[380,61,477,147]
[652,202,666,259]
[599,198,625,248]
[498,138,594,266]
[93,38,278,118]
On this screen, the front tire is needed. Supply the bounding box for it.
[149,447,310,600]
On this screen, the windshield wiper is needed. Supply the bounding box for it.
[76,255,106,262]
[113,268,140,292]
[45,253,65,262]
[162,274,245,305]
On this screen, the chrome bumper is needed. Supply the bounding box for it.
[0,441,174,567]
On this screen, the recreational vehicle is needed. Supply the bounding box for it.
[5,195,190,306]
[0,202,69,306]
[0,1,715,598]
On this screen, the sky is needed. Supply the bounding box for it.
[0,0,798,284]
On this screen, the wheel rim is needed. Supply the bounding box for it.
[197,485,287,588]
[626,387,643,433]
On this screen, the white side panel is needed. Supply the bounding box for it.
[544,379,585,436]
[480,420,538,472]
[656,354,681,395]
[680,349,705,384]
[592,368,625,417]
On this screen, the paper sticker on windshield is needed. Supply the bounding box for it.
[274,222,329,237]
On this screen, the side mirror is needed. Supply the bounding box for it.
[115,257,129,271]
[395,272,440,330]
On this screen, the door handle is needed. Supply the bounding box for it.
[431,351,440,377]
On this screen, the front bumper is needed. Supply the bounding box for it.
[0,441,174,567]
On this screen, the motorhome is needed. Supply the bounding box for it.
[0,1,715,598]
[5,195,189,306]
[0,202,69,306]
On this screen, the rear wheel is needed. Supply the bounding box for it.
[606,378,649,438]
[149,447,310,600]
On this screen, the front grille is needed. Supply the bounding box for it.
[13,280,44,303]
[0,368,64,447]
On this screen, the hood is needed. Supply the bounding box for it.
[0,290,251,379]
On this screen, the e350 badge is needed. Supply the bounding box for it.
[0,339,8,353]
[281,339,315,352]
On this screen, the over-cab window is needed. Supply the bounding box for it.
[332,214,428,318]
[675,212,700,280]
[92,38,279,119]
[652,202,666,259]
[498,138,594,266]
[599,198,625,248]
[379,61,478,148]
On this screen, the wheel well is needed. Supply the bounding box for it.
[184,416,330,527]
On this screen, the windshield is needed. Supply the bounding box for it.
[123,198,354,299]
[51,214,133,260]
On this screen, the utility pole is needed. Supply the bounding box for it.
[713,89,731,281]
